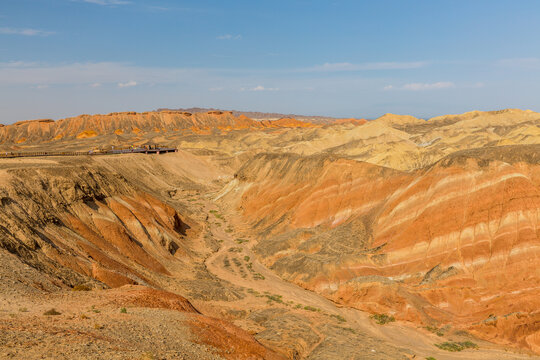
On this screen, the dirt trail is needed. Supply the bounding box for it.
[200,191,536,360]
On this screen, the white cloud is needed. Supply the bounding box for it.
[240,85,279,92]
[384,81,455,91]
[217,34,242,40]
[117,80,137,88]
[304,61,428,72]
[0,27,54,36]
[90,82,102,87]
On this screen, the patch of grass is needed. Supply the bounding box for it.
[18,307,28,313]
[303,305,321,312]
[223,258,231,267]
[341,327,356,334]
[243,256,250,262]
[73,284,92,291]
[253,273,265,280]
[294,304,302,309]
[209,210,224,220]
[265,294,284,304]
[370,313,395,325]
[235,238,249,244]
[120,307,127,314]
[228,247,243,253]
[330,314,346,323]
[425,325,444,337]
[44,308,61,316]
[225,228,233,233]
[434,341,478,352]
[426,357,437,360]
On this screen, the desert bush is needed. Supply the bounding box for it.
[370,313,395,325]
[120,307,127,313]
[434,341,478,352]
[44,308,61,316]
[330,314,346,323]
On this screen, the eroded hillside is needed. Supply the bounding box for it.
[0,109,539,359]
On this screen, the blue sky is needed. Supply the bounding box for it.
[1,0,540,123]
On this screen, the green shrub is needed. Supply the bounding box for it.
[434,341,478,352]
[370,313,395,325]
[330,314,346,323]
[120,307,127,314]
[253,273,265,280]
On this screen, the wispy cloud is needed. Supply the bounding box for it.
[303,61,428,72]
[217,34,242,40]
[241,85,279,92]
[117,80,137,88]
[0,62,198,85]
[497,58,540,69]
[384,81,455,91]
[0,27,54,36]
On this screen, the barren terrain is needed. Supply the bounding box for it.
[0,109,539,359]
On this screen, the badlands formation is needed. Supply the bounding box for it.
[0,108,539,359]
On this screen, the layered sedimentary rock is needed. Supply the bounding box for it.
[0,111,318,145]
[226,144,540,353]
[0,163,194,288]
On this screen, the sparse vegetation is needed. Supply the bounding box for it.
[243,256,250,262]
[18,307,28,313]
[341,327,356,334]
[426,357,437,360]
[434,341,478,352]
[80,314,89,319]
[425,325,444,337]
[265,294,284,304]
[330,314,346,323]
[120,307,127,313]
[235,238,249,244]
[209,210,224,220]
[228,247,243,252]
[253,273,265,280]
[44,308,61,316]
[370,313,395,325]
[303,305,321,312]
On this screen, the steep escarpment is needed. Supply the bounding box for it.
[0,161,195,289]
[227,145,540,353]
[0,111,317,146]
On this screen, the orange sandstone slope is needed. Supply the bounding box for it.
[0,111,318,144]
[226,144,540,353]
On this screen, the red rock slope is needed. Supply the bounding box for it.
[227,145,540,353]
[0,111,318,144]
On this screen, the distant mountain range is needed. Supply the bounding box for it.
[156,107,344,124]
